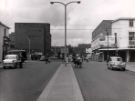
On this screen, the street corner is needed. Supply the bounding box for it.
[126,62,135,72]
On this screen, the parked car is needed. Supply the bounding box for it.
[31,52,42,60]
[3,54,23,69]
[7,50,27,63]
[107,56,126,71]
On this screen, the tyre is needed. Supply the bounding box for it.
[107,64,110,69]
[19,62,23,68]
[14,63,17,69]
[3,66,6,69]
[111,67,114,70]
[122,68,125,71]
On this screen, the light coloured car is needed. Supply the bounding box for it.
[3,54,22,69]
[107,56,126,71]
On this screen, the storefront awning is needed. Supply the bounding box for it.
[99,48,135,51]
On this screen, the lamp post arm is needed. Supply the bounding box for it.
[50,1,81,6]
[66,1,80,6]
[50,1,65,6]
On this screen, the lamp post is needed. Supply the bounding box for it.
[50,1,81,61]
[106,29,109,63]
[26,36,31,55]
[114,33,118,56]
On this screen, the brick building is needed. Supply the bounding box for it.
[15,23,51,55]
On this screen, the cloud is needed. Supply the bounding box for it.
[1,0,135,46]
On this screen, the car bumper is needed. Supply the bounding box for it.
[111,65,126,69]
[3,63,15,67]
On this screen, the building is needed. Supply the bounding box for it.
[91,18,135,62]
[9,32,15,49]
[0,22,9,62]
[91,20,113,61]
[51,46,63,57]
[15,23,51,56]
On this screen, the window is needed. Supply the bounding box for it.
[129,32,135,48]
[129,19,134,27]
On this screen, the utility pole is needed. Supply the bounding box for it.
[115,33,118,56]
[106,29,109,63]
[50,1,81,62]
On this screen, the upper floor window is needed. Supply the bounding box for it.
[129,32,135,48]
[129,19,134,27]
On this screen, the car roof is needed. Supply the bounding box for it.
[6,54,18,56]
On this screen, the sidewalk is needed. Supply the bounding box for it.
[37,63,84,101]
[126,62,135,72]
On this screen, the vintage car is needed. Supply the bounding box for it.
[107,56,126,71]
[3,54,23,69]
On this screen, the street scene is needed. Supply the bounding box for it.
[0,61,60,101]
[1,0,135,101]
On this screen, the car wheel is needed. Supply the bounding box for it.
[19,63,23,68]
[122,68,125,71]
[107,64,111,70]
[3,66,6,69]
[14,63,17,69]
[111,66,113,70]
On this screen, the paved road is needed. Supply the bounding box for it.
[0,61,60,101]
[74,61,135,101]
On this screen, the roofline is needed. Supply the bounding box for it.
[0,22,10,29]
[15,22,50,25]
[113,18,135,23]
[93,20,113,32]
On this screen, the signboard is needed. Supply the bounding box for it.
[61,48,69,54]
[92,36,116,50]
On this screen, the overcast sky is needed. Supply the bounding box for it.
[0,0,135,46]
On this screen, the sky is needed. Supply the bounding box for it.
[1,0,135,46]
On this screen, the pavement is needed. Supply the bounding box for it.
[126,62,135,72]
[37,63,84,101]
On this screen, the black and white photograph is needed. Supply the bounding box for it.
[0,0,135,101]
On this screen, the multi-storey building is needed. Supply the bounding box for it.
[15,23,51,56]
[0,22,9,62]
[91,18,135,62]
[9,32,15,49]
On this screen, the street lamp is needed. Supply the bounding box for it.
[50,1,81,61]
[26,36,31,55]
[106,29,109,63]
[114,33,118,56]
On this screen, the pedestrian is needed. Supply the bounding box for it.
[65,56,68,66]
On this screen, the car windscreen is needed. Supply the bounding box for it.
[5,55,17,59]
[111,57,122,61]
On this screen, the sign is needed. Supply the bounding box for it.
[61,48,69,54]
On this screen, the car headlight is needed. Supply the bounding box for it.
[121,62,126,66]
